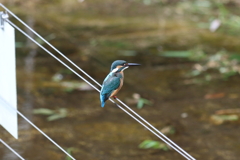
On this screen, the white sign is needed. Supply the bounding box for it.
[0,17,18,139]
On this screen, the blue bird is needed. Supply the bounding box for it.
[100,60,140,107]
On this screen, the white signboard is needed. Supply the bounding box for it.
[0,16,18,139]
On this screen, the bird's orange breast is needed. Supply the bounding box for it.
[110,72,124,97]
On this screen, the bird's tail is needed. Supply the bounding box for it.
[100,94,107,107]
[101,101,105,107]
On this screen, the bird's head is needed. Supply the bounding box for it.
[110,60,140,73]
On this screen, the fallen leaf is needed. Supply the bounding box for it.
[138,140,170,151]
[215,109,240,115]
[204,93,225,99]
[210,114,238,125]
[160,126,175,135]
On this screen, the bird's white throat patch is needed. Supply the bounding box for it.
[111,68,119,73]
[122,66,129,71]
[111,66,129,73]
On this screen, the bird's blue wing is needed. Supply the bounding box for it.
[100,74,120,107]
[101,76,121,95]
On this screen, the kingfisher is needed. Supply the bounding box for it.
[100,60,140,107]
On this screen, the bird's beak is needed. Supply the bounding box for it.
[127,63,141,66]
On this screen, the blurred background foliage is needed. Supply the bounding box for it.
[1,0,240,160]
[2,0,240,80]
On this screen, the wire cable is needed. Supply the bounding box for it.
[116,97,195,159]
[0,97,76,160]
[0,4,195,160]
[7,18,195,160]
[0,3,101,89]
[0,5,195,159]
[0,139,25,160]
[0,5,193,158]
